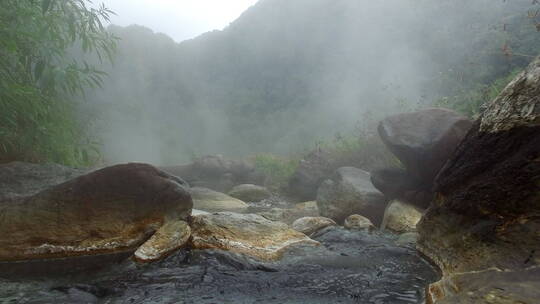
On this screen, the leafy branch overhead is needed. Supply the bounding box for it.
[0,0,117,165]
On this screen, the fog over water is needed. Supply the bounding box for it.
[83,0,539,165]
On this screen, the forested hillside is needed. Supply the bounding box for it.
[86,0,540,165]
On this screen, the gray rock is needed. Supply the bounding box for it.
[316,167,387,225]
[378,108,472,185]
[228,184,271,202]
[189,187,249,213]
[381,200,423,233]
[160,155,264,192]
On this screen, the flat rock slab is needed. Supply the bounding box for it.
[190,212,319,261]
[134,220,191,263]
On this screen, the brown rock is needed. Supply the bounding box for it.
[417,57,540,303]
[344,214,375,231]
[0,163,192,262]
[134,220,191,263]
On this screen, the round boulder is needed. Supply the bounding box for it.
[228,184,271,202]
[0,163,192,262]
[378,108,472,185]
[381,200,423,233]
[316,167,387,225]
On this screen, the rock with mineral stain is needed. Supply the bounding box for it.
[292,216,336,236]
[316,167,387,225]
[134,220,191,263]
[190,212,319,261]
[344,214,375,231]
[0,163,192,262]
[418,56,540,303]
[189,187,249,213]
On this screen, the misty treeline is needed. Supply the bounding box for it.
[1,0,540,167]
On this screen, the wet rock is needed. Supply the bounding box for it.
[426,267,540,304]
[344,214,375,231]
[160,155,264,192]
[381,200,422,233]
[418,57,540,303]
[0,226,440,304]
[0,161,85,200]
[378,108,472,185]
[189,187,248,213]
[134,220,191,263]
[190,212,319,261]
[228,184,271,202]
[395,232,418,247]
[316,167,387,225]
[370,167,424,199]
[0,163,192,262]
[292,217,336,236]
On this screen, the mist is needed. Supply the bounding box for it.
[82,0,539,165]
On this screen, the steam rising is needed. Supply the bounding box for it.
[83,0,538,165]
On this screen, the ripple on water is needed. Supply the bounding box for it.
[0,226,439,304]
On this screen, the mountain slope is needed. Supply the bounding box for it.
[86,0,540,164]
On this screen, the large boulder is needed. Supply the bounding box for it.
[228,184,271,202]
[316,167,387,225]
[418,57,540,303]
[0,163,192,262]
[189,212,319,261]
[189,187,249,213]
[378,108,472,185]
[160,155,264,192]
[381,200,423,233]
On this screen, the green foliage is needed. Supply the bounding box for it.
[433,70,521,118]
[316,131,401,171]
[253,154,299,190]
[0,0,116,166]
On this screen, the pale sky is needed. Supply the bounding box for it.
[96,0,259,42]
